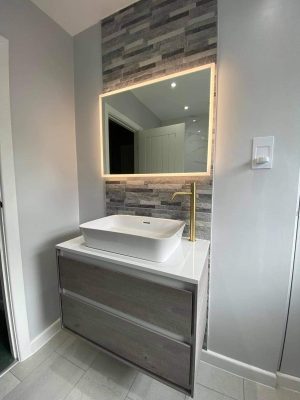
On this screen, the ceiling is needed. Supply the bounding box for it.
[132,69,211,122]
[30,0,139,36]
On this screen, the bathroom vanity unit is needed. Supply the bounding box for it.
[56,236,209,397]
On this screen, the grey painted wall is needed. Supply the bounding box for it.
[0,0,79,340]
[210,0,300,373]
[74,23,105,223]
[105,91,161,129]
[280,213,300,377]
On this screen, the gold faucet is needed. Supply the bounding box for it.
[171,182,196,242]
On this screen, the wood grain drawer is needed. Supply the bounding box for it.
[61,294,191,389]
[58,255,193,337]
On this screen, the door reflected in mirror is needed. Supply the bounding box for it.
[100,64,215,176]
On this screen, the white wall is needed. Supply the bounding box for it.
[209,0,300,373]
[0,35,31,359]
[280,210,300,377]
[0,0,79,341]
[74,23,105,223]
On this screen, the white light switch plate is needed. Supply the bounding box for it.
[252,136,274,169]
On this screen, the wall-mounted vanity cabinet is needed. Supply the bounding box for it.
[56,237,209,397]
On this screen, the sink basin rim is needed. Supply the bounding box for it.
[80,215,185,241]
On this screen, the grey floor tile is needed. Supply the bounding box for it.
[0,372,20,400]
[197,361,244,400]
[188,384,236,400]
[126,373,185,400]
[65,351,137,400]
[4,353,84,400]
[244,379,300,400]
[56,336,98,371]
[11,329,71,381]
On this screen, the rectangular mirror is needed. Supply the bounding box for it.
[100,64,215,177]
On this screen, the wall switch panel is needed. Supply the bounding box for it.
[252,136,274,169]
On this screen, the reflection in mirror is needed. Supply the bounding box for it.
[101,64,214,176]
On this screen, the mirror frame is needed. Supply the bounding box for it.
[99,63,215,178]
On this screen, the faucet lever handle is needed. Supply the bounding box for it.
[171,191,192,200]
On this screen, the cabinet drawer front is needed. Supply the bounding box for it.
[61,295,191,389]
[59,255,193,337]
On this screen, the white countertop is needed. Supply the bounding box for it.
[56,236,210,284]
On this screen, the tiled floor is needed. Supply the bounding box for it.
[0,330,300,400]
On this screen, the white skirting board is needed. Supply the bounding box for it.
[277,372,300,392]
[30,319,61,356]
[201,349,277,387]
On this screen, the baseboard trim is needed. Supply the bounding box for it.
[201,349,277,387]
[277,372,300,392]
[30,318,61,356]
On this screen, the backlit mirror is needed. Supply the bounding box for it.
[100,64,215,176]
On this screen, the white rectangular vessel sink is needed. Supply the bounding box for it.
[80,215,185,262]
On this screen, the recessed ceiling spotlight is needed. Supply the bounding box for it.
[171,82,176,88]
[184,106,189,110]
